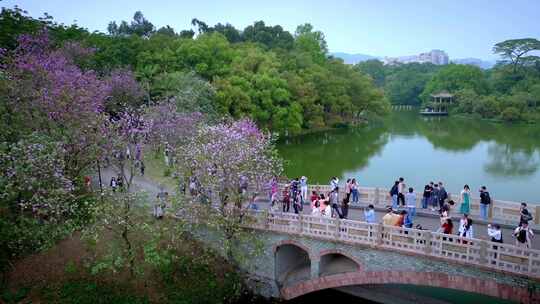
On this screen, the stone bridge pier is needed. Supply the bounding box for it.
[242,232,540,303]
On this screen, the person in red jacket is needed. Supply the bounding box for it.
[282,187,291,212]
[441,218,454,234]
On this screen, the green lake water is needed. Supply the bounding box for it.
[277,111,540,203]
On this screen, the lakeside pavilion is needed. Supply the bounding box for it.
[421,91,454,115]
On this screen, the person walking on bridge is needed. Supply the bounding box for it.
[422,184,432,209]
[389,181,399,210]
[397,177,406,207]
[513,222,534,248]
[300,176,308,204]
[351,178,359,204]
[488,223,503,260]
[479,186,491,220]
[321,199,332,218]
[405,187,417,224]
[431,183,440,212]
[458,214,474,238]
[438,182,448,210]
[330,176,339,191]
[329,187,343,218]
[382,207,395,226]
[290,177,299,201]
[282,186,291,213]
[364,204,376,223]
[341,196,350,219]
[519,203,533,226]
[487,224,503,243]
[459,185,471,214]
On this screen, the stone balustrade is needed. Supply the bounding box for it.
[276,183,540,229]
[244,210,540,279]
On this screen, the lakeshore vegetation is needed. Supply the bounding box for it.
[356,39,540,122]
[0,4,538,303]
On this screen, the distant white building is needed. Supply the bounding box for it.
[384,49,449,65]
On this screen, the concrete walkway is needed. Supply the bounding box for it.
[94,166,172,198]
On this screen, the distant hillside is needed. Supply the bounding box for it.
[451,58,496,69]
[331,52,379,64]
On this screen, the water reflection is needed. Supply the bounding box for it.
[484,144,540,178]
[279,124,389,184]
[278,111,540,202]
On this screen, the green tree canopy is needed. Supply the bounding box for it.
[421,64,488,102]
[493,38,540,72]
[354,59,386,87]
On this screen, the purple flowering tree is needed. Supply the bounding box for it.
[85,110,153,278]
[144,102,204,151]
[5,30,111,180]
[107,110,151,191]
[179,118,282,204]
[0,134,74,220]
[176,118,282,262]
[0,133,93,257]
[105,68,145,117]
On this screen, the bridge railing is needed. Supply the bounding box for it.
[277,183,540,228]
[243,210,540,278]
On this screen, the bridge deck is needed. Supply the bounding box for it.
[253,199,540,249]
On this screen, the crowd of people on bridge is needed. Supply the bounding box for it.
[106,161,537,249]
[272,175,536,248]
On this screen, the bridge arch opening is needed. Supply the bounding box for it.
[319,252,360,277]
[288,284,519,304]
[275,243,311,287]
[280,271,531,303]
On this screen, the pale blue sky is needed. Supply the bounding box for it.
[3,0,540,59]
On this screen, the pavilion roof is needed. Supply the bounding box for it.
[431,91,454,98]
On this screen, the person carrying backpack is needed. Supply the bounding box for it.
[520,203,533,226]
[513,222,534,248]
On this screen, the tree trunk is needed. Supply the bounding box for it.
[122,199,135,277]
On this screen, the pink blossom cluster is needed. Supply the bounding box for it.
[0,134,75,218]
[178,118,283,204]
[144,102,204,148]
[12,30,110,120]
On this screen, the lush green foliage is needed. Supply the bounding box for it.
[355,39,540,122]
[420,64,489,100]
[0,8,388,135]
[492,38,540,73]
[0,10,288,303]
[355,60,441,105]
[425,61,540,122]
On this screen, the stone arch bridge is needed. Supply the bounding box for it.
[231,211,540,303]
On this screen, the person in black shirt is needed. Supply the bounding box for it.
[438,182,447,210]
[389,181,399,210]
[422,184,432,209]
[520,202,533,226]
[431,184,440,212]
[290,177,300,204]
[479,186,491,220]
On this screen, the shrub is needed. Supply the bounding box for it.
[501,106,521,122]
